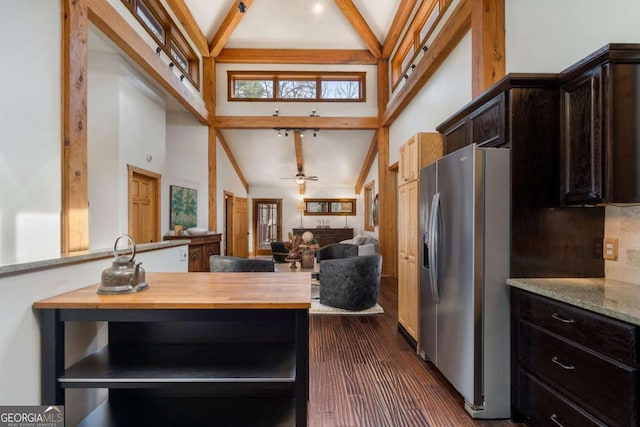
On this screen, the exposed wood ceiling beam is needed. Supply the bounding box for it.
[165,0,209,57]
[88,0,209,124]
[382,0,471,126]
[471,0,505,97]
[216,130,249,193]
[355,130,378,194]
[334,0,382,58]
[213,116,378,130]
[209,0,253,57]
[294,130,307,196]
[382,0,417,59]
[294,130,304,171]
[216,48,377,65]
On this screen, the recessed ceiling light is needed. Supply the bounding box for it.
[313,0,323,14]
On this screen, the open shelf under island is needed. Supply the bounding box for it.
[33,272,311,427]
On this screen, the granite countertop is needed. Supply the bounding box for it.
[507,278,640,326]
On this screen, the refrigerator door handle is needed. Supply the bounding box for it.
[428,193,441,304]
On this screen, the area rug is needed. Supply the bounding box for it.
[309,286,384,315]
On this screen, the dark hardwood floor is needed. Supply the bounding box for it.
[308,276,519,427]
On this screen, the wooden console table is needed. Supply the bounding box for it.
[34,272,310,427]
[163,232,221,272]
[292,228,353,247]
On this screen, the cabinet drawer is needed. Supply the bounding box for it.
[517,370,605,427]
[518,291,638,365]
[519,322,637,426]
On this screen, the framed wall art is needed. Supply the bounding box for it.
[170,185,197,228]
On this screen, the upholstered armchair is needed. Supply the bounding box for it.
[209,255,275,272]
[270,241,289,263]
[319,254,382,310]
[315,243,358,262]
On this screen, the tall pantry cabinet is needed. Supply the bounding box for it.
[397,133,443,346]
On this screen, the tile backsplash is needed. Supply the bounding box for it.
[605,205,640,284]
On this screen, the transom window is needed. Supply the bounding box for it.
[228,71,366,102]
[120,0,200,89]
[391,0,452,91]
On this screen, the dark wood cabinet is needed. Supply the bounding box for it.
[164,233,221,272]
[560,44,640,205]
[292,228,353,248]
[512,289,639,426]
[437,74,604,278]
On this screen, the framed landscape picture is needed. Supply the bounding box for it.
[170,185,197,228]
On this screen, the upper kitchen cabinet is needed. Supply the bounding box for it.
[398,133,444,185]
[560,44,640,205]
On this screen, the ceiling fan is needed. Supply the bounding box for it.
[281,168,319,185]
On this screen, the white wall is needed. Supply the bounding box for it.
[388,32,472,165]
[0,1,61,265]
[506,0,640,73]
[165,112,209,233]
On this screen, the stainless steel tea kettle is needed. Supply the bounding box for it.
[98,234,149,294]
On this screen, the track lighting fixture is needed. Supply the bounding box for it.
[301,131,305,138]
[273,108,279,117]
[285,130,289,137]
[273,128,319,138]
[404,73,409,80]
[180,74,185,81]
[411,64,416,70]
[313,130,318,137]
[238,1,246,13]
[423,45,429,52]
[309,109,319,117]
[169,62,174,69]
[155,46,161,55]
[277,129,282,137]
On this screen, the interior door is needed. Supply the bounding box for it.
[253,199,282,256]
[128,165,160,244]
[233,196,249,257]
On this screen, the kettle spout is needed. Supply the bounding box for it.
[130,262,142,286]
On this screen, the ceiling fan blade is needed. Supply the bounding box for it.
[280,177,297,180]
[307,176,319,180]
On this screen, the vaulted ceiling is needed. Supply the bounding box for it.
[184,0,401,191]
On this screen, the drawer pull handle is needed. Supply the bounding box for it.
[550,414,565,427]
[551,313,575,324]
[552,356,575,370]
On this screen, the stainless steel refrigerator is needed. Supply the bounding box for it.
[419,143,510,419]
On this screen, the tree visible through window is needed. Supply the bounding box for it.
[228,71,365,102]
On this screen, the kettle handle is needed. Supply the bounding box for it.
[113,234,136,262]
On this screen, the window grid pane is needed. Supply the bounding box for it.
[321,80,361,99]
[171,41,189,72]
[136,1,164,43]
[233,79,274,99]
[279,80,317,99]
[256,203,279,250]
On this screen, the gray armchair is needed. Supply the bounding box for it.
[319,254,382,310]
[315,243,358,262]
[209,255,275,272]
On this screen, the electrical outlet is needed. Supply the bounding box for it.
[603,237,618,261]
[180,247,188,262]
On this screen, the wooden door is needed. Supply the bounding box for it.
[253,199,282,256]
[128,165,160,244]
[397,184,410,332]
[233,196,249,257]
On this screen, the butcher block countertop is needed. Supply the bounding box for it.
[33,272,311,310]
[507,277,640,326]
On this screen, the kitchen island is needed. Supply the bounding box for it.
[33,272,311,427]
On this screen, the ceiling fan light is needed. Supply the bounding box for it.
[295,177,306,185]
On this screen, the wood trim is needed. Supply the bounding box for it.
[333,0,382,58]
[203,57,217,231]
[382,0,471,126]
[164,0,209,58]
[216,129,249,193]
[471,0,505,97]
[382,0,417,59]
[293,130,304,171]
[216,48,377,65]
[377,127,396,277]
[388,161,399,171]
[87,0,209,124]
[252,198,283,256]
[224,190,234,255]
[377,58,389,122]
[363,180,375,232]
[213,116,378,130]
[209,0,253,57]
[61,0,90,253]
[355,130,378,194]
